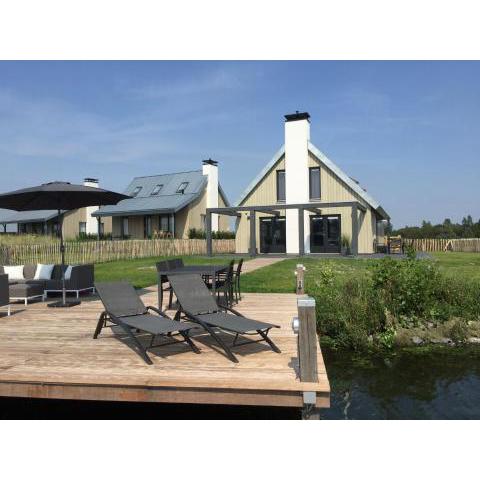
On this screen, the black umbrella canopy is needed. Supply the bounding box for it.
[0,181,130,211]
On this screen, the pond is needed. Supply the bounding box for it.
[321,346,480,420]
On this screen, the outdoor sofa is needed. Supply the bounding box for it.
[0,273,10,316]
[0,263,95,304]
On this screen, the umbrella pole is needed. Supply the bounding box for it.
[59,209,66,306]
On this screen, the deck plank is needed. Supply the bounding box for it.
[0,288,330,408]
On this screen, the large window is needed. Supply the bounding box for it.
[144,216,152,238]
[276,170,285,202]
[309,167,321,199]
[122,217,129,237]
[159,215,172,233]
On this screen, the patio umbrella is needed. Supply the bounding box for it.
[0,181,130,308]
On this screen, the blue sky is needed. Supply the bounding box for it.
[0,61,478,228]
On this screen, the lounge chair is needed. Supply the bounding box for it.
[94,281,200,364]
[168,273,281,363]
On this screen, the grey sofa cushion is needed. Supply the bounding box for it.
[9,282,44,298]
[23,264,37,280]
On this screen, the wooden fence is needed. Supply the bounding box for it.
[403,238,480,253]
[0,239,235,265]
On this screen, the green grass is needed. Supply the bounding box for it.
[94,255,240,289]
[92,252,480,293]
[430,252,480,282]
[241,257,378,293]
[241,252,480,293]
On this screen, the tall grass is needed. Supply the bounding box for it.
[0,234,59,245]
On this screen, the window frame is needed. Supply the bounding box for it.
[276,169,286,202]
[151,184,163,196]
[131,186,142,197]
[176,182,189,194]
[79,222,87,235]
[309,167,321,200]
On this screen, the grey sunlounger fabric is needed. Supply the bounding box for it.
[168,273,280,362]
[94,281,199,364]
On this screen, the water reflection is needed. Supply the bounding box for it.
[322,347,480,419]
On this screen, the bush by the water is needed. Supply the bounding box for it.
[312,255,480,350]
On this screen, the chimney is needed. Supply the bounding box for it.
[83,178,100,235]
[202,159,219,231]
[284,111,311,254]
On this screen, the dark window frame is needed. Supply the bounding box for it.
[276,169,286,202]
[309,167,321,200]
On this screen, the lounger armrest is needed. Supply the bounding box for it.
[222,305,245,317]
[146,305,170,319]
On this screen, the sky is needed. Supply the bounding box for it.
[0,60,479,229]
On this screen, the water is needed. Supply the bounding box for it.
[321,347,480,420]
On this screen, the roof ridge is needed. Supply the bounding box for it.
[132,169,203,180]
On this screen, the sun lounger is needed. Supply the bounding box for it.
[168,274,280,363]
[94,281,199,364]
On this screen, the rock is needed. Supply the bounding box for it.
[431,337,454,345]
[411,336,423,345]
[468,337,480,344]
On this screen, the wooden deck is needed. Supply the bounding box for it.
[0,289,330,409]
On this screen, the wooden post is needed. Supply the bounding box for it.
[206,211,212,256]
[249,210,256,257]
[351,204,359,256]
[296,296,320,419]
[298,208,305,256]
[295,264,305,295]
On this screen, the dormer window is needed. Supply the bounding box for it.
[131,186,142,197]
[151,184,163,196]
[176,182,189,194]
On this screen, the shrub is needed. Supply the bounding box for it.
[188,228,235,240]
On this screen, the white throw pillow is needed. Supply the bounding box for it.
[4,265,25,280]
[34,264,55,280]
[64,265,74,280]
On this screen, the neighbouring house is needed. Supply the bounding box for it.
[0,179,112,239]
[205,112,389,256]
[92,160,230,239]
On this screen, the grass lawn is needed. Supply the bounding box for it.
[241,257,377,293]
[241,252,480,294]
[93,251,480,292]
[430,252,480,282]
[94,255,241,289]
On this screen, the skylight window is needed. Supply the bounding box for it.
[151,184,163,196]
[176,182,189,194]
[131,186,142,197]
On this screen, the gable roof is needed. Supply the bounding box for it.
[235,142,389,220]
[94,169,229,218]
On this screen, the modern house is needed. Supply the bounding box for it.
[93,160,230,239]
[205,112,389,256]
[0,179,112,239]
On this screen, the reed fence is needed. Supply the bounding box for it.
[0,239,235,265]
[403,238,480,253]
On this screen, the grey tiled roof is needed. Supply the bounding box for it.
[0,209,60,224]
[93,170,208,217]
